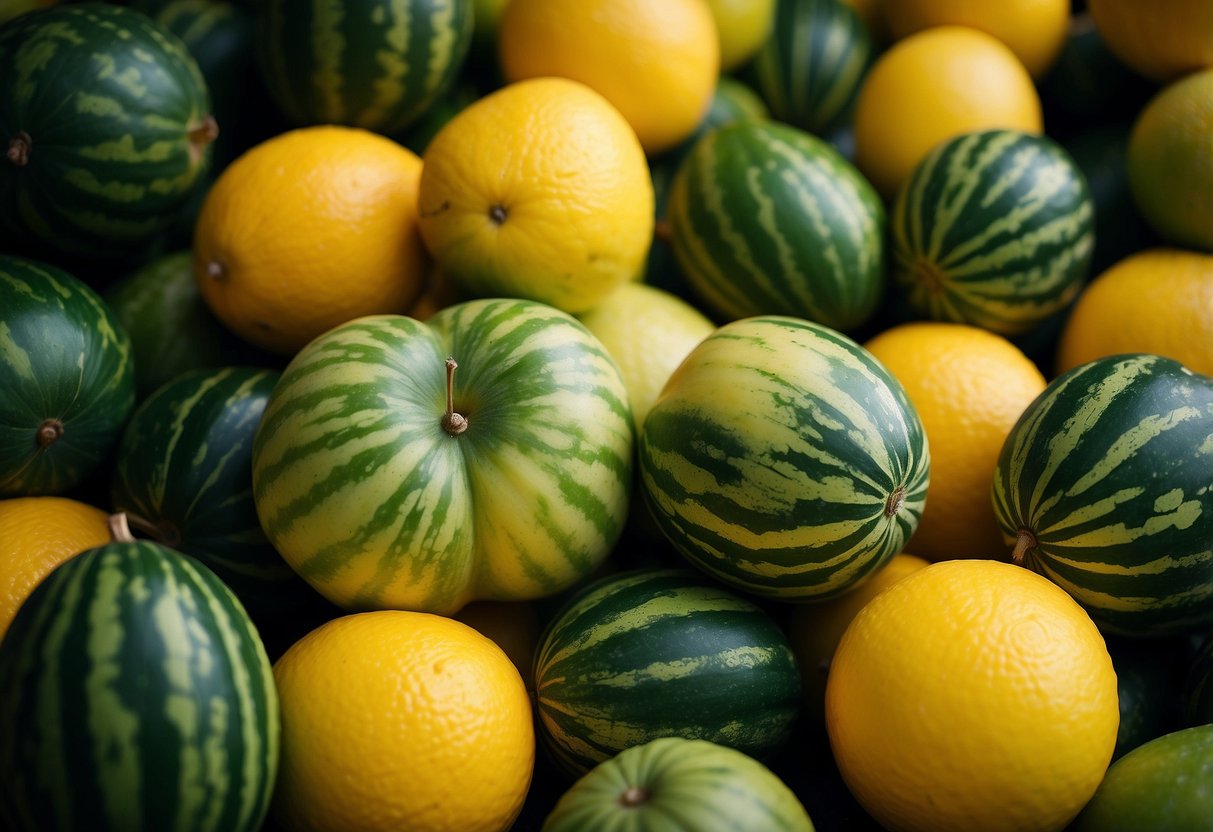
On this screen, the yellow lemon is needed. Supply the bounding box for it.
[1057,248,1213,377]
[1087,0,1213,81]
[194,126,428,356]
[705,0,777,72]
[853,25,1043,200]
[1126,68,1213,252]
[0,497,112,641]
[271,611,534,832]
[826,559,1119,832]
[498,0,719,155]
[882,0,1071,78]
[864,323,1046,561]
[418,78,654,314]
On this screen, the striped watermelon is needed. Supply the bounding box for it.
[0,3,216,258]
[992,354,1213,636]
[111,366,317,618]
[0,538,279,832]
[252,298,633,615]
[542,737,814,831]
[891,129,1095,336]
[256,0,473,135]
[533,569,801,778]
[667,119,885,331]
[638,316,929,601]
[0,256,135,497]
[745,0,874,137]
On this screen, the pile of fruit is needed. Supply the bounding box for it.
[2,0,1212,829]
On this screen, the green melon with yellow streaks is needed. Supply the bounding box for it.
[534,569,801,779]
[0,538,279,832]
[992,353,1213,636]
[256,0,472,135]
[0,3,216,258]
[638,316,928,601]
[891,128,1095,336]
[0,256,135,497]
[252,297,633,616]
[745,0,873,137]
[667,119,885,331]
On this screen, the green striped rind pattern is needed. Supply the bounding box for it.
[533,569,801,779]
[667,119,885,331]
[252,298,633,615]
[542,737,814,832]
[992,354,1213,636]
[257,0,472,135]
[891,129,1095,336]
[638,316,928,601]
[0,256,135,496]
[111,366,314,616]
[0,3,214,257]
[0,540,279,832]
[745,0,873,137]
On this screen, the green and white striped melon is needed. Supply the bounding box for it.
[638,316,929,601]
[891,128,1095,336]
[256,0,472,135]
[0,256,135,497]
[0,538,279,832]
[542,737,814,832]
[745,0,873,137]
[534,569,801,778]
[667,119,885,331]
[992,353,1213,636]
[0,3,216,258]
[252,298,633,615]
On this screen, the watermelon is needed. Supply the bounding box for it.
[0,256,135,497]
[256,0,473,135]
[1104,634,1189,760]
[890,129,1095,336]
[992,353,1213,636]
[745,0,873,137]
[0,538,279,832]
[638,316,929,601]
[666,119,885,332]
[542,737,815,831]
[0,3,216,258]
[110,366,318,618]
[534,568,802,778]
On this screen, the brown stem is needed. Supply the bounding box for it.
[36,418,63,449]
[884,487,906,517]
[108,513,136,543]
[123,512,182,547]
[6,131,31,166]
[189,115,219,147]
[205,259,227,281]
[619,786,649,807]
[1011,529,1037,565]
[441,356,468,436]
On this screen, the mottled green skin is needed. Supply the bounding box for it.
[256,0,472,135]
[534,569,802,779]
[111,366,316,617]
[1076,725,1213,831]
[543,737,815,831]
[0,256,135,496]
[745,0,873,137]
[667,120,886,331]
[0,3,215,257]
[638,316,928,601]
[892,129,1095,336]
[0,540,279,832]
[993,354,1213,636]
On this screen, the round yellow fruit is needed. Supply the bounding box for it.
[1126,68,1213,252]
[864,323,1045,562]
[418,77,654,314]
[826,559,1119,832]
[271,611,534,832]
[0,497,112,641]
[853,25,1043,200]
[882,0,1070,78]
[498,0,719,155]
[194,126,428,356]
[705,0,776,72]
[1087,0,1213,82]
[1056,248,1213,377]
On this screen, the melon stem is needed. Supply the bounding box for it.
[441,356,468,436]
[35,418,62,449]
[1011,529,1037,565]
[108,513,136,543]
[6,131,31,166]
[884,487,906,517]
[619,786,649,807]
